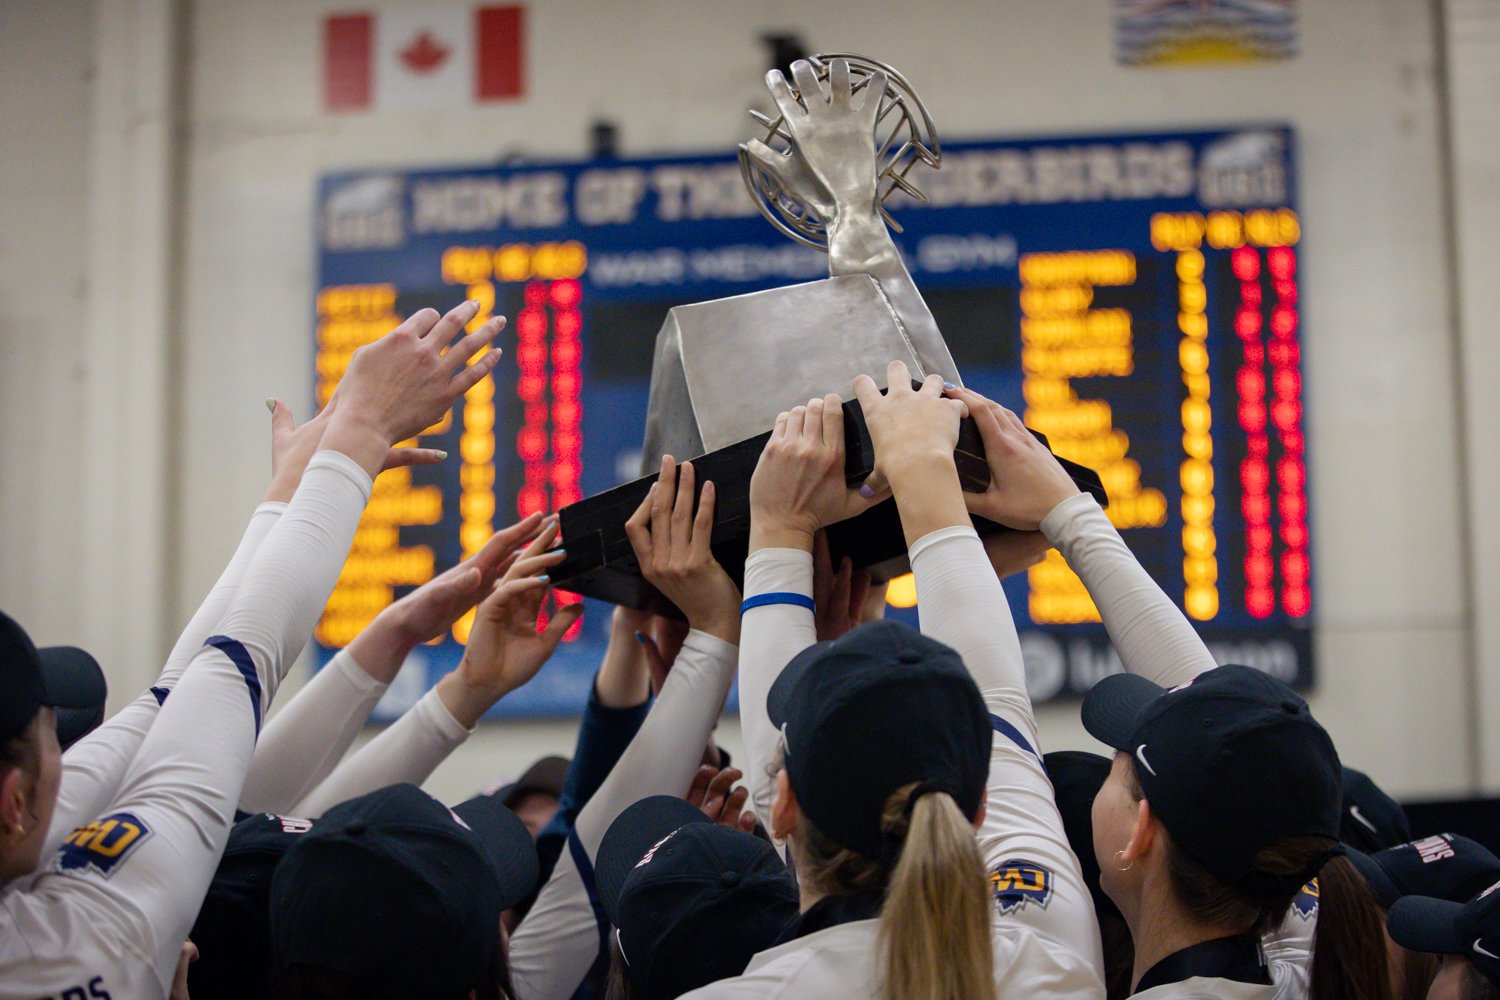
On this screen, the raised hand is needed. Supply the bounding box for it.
[322,300,504,477]
[748,393,882,553]
[625,457,741,643]
[741,58,887,222]
[949,386,1080,531]
[440,518,582,727]
[685,765,757,835]
[263,397,446,503]
[812,530,873,642]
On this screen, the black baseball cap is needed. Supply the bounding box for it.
[487,754,569,810]
[1349,833,1500,910]
[269,783,538,1000]
[1043,750,1121,921]
[1388,878,1500,989]
[190,812,316,1000]
[766,619,991,858]
[1340,765,1411,852]
[0,610,107,749]
[595,795,799,1000]
[1082,665,1343,895]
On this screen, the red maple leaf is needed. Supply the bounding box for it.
[399,31,450,74]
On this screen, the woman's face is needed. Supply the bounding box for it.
[1091,751,1142,915]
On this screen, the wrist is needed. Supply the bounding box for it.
[690,613,741,646]
[881,446,957,488]
[749,520,815,553]
[441,659,507,728]
[319,411,391,478]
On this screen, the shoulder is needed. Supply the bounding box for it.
[1133,979,1282,1000]
[686,921,879,1000]
[0,878,157,998]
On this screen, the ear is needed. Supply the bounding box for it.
[1121,794,1157,865]
[770,769,801,842]
[0,766,25,834]
[971,788,988,832]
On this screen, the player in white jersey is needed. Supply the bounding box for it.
[683,365,1106,999]
[0,299,504,999]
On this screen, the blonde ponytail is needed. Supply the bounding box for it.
[877,784,993,1000]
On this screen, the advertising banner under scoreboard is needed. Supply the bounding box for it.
[314,125,1311,720]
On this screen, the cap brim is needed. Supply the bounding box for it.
[1346,848,1401,909]
[453,795,540,911]
[502,755,569,806]
[39,647,107,748]
[1387,895,1467,953]
[595,795,709,924]
[1081,673,1167,750]
[766,640,835,729]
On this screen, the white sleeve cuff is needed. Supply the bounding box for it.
[418,686,474,741]
[681,628,739,663]
[308,449,375,499]
[909,523,980,562]
[743,548,813,600]
[329,647,388,697]
[1039,491,1104,545]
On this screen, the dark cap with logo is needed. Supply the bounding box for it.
[269,783,538,1000]
[0,610,107,750]
[1388,877,1500,989]
[1349,833,1500,910]
[1082,665,1343,896]
[595,795,798,1000]
[1340,765,1411,853]
[191,812,316,1000]
[766,619,991,859]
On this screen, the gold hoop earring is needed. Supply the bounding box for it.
[1114,850,1133,872]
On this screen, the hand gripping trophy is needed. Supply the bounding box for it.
[553,55,1103,613]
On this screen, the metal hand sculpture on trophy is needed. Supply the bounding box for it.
[553,55,1104,614]
[641,55,958,470]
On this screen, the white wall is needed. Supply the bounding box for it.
[2,0,1489,806]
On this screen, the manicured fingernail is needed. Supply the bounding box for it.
[265,398,276,413]
[535,573,550,582]
[433,450,448,460]
[859,484,876,498]
[550,547,566,557]
[943,381,957,390]
[464,299,480,311]
[634,631,647,645]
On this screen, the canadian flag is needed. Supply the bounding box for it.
[324,6,524,111]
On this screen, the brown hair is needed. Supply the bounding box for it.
[1126,761,1391,1000]
[798,782,993,1000]
[1397,948,1439,1000]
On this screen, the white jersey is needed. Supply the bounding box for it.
[689,525,1106,999]
[0,452,372,999]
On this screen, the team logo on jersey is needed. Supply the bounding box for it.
[988,859,1053,915]
[1292,878,1319,920]
[56,813,152,878]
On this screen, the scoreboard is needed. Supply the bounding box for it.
[314,125,1312,719]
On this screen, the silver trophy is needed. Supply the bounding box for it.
[640,54,962,470]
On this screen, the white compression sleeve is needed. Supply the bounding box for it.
[1039,492,1216,688]
[736,548,815,833]
[291,686,470,817]
[509,630,738,1000]
[24,451,371,995]
[44,501,286,857]
[239,647,388,815]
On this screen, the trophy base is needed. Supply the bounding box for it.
[552,398,1109,618]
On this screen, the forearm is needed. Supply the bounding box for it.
[887,453,970,547]
[343,606,420,685]
[910,526,1035,745]
[43,501,285,855]
[508,848,609,1000]
[239,647,388,814]
[592,611,651,709]
[293,686,470,816]
[98,451,372,985]
[738,548,817,832]
[1040,492,1215,688]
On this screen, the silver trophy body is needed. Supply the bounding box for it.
[641,55,961,469]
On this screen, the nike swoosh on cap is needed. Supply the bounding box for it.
[1348,804,1379,835]
[1475,939,1500,961]
[1134,745,1157,777]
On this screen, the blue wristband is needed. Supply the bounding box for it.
[741,592,816,615]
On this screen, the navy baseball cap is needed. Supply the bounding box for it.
[1388,877,1500,989]
[269,783,538,1000]
[0,610,107,749]
[1340,766,1411,853]
[596,795,799,1000]
[1043,750,1121,921]
[1349,833,1500,910]
[1082,665,1343,895]
[766,619,991,858]
[190,812,315,1000]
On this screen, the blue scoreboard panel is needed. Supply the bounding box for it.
[314,125,1311,719]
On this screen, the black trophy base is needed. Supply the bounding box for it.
[552,395,1108,618]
